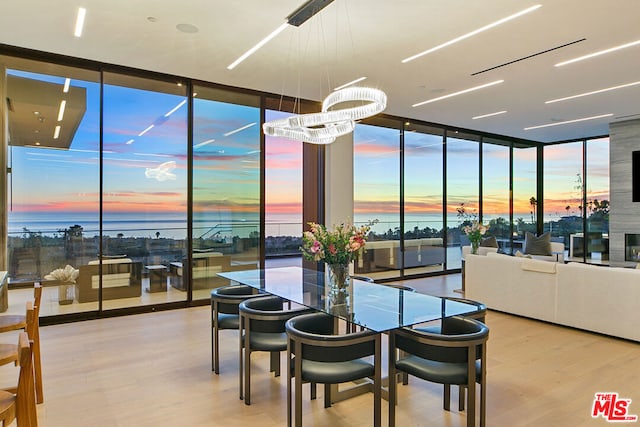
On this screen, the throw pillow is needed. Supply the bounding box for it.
[515,250,532,259]
[480,235,498,248]
[523,232,552,256]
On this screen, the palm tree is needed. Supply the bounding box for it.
[529,197,537,224]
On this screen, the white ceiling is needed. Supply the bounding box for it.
[1,0,639,143]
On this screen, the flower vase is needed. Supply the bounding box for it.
[326,263,350,315]
[471,241,479,255]
[58,281,75,305]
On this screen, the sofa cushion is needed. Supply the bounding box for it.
[521,259,557,274]
[480,236,498,248]
[524,232,551,255]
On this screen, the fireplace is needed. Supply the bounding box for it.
[625,234,640,262]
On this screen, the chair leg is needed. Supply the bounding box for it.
[310,382,317,400]
[212,321,220,374]
[459,385,466,411]
[33,328,43,404]
[324,384,331,408]
[244,347,251,405]
[388,333,397,427]
[444,384,451,411]
[270,351,280,377]
[239,319,244,401]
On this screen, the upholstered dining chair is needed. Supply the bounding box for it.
[388,316,489,427]
[210,284,263,374]
[285,311,381,427]
[238,295,314,405]
[0,332,38,427]
[414,297,487,410]
[0,283,43,404]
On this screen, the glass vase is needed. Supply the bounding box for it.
[58,282,75,305]
[471,241,479,255]
[326,263,350,315]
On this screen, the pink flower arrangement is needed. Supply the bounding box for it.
[300,220,377,264]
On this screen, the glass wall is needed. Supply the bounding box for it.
[512,144,538,253]
[585,137,610,263]
[192,86,260,300]
[4,60,100,316]
[404,124,444,275]
[446,133,480,269]
[482,139,511,252]
[353,120,401,280]
[543,142,584,258]
[264,109,303,264]
[102,72,188,309]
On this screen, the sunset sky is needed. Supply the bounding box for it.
[8,69,609,230]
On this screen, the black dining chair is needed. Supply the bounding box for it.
[210,284,263,374]
[238,295,315,405]
[414,297,487,410]
[285,311,382,427]
[388,315,489,427]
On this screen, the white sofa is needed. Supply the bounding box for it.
[77,258,142,303]
[465,252,640,342]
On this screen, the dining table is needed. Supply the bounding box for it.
[218,266,479,333]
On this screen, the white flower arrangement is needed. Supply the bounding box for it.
[44,265,79,283]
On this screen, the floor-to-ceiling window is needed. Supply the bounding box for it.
[264,109,302,265]
[4,59,100,316]
[192,86,260,300]
[102,72,188,309]
[404,123,444,275]
[586,137,610,263]
[543,142,584,259]
[512,144,538,253]
[354,119,401,280]
[446,132,480,269]
[482,139,511,252]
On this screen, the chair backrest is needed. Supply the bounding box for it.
[395,316,488,364]
[33,283,42,318]
[240,296,313,334]
[286,312,378,363]
[16,332,37,427]
[211,285,261,315]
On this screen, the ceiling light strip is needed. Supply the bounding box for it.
[227,22,288,70]
[194,139,216,149]
[334,77,367,91]
[63,78,71,93]
[138,124,154,136]
[556,39,640,67]
[53,125,61,139]
[472,110,507,120]
[402,4,542,63]
[412,80,504,107]
[224,123,257,137]
[546,80,640,104]
[57,100,66,121]
[74,7,87,37]
[524,113,613,130]
[164,100,187,117]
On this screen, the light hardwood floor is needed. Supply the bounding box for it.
[0,274,638,426]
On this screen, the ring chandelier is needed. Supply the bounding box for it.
[263,87,387,144]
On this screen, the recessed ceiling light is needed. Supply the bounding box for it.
[57,100,66,122]
[74,7,86,37]
[176,23,199,34]
[472,110,507,120]
[227,22,288,70]
[555,39,640,67]
[545,80,640,104]
[413,80,504,107]
[524,113,613,130]
[334,77,367,91]
[402,4,542,63]
[224,123,256,137]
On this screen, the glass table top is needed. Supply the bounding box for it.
[218,266,478,333]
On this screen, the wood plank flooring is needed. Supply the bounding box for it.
[0,274,638,426]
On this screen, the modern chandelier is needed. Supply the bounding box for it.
[262,86,387,144]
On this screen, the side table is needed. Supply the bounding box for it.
[145,265,168,293]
